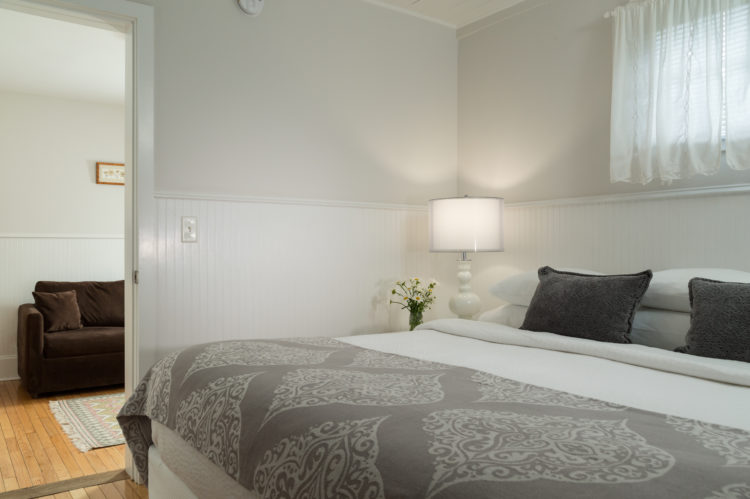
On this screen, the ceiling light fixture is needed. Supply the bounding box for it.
[237,0,264,16]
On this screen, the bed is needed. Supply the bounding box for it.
[118,318,750,499]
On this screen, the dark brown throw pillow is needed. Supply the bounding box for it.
[34,281,124,327]
[32,290,84,332]
[676,278,750,363]
[520,266,653,343]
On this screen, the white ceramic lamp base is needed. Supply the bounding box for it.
[449,259,480,319]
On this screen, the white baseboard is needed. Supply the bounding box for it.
[0,355,19,381]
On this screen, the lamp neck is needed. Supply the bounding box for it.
[459,251,470,262]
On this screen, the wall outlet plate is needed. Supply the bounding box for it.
[182,216,198,243]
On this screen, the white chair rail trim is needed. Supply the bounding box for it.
[156,183,750,212]
[0,234,125,239]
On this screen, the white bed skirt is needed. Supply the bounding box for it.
[148,446,199,499]
[149,422,259,499]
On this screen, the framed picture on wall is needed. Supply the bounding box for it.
[96,162,125,185]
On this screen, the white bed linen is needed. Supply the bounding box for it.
[342,322,750,431]
[418,319,750,386]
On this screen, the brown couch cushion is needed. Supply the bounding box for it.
[43,327,124,359]
[35,281,124,327]
[32,291,83,332]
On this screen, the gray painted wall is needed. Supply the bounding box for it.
[0,91,124,234]
[458,0,750,203]
[135,0,458,205]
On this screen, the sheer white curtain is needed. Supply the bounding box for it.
[610,0,750,184]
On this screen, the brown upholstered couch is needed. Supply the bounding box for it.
[18,281,125,397]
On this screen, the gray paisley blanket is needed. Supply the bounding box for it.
[118,338,750,499]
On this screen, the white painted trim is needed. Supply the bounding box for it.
[0,234,124,239]
[505,183,750,209]
[457,0,550,39]
[0,355,19,381]
[360,0,457,29]
[0,0,127,32]
[154,191,430,212]
[157,183,750,214]
[457,0,549,39]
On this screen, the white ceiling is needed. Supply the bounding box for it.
[0,1,516,106]
[370,0,526,28]
[0,8,125,104]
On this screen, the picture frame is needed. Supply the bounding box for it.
[96,162,125,185]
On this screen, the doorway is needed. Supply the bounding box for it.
[0,0,154,493]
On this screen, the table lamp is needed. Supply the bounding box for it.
[428,196,504,319]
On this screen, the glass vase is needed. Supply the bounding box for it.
[409,309,423,331]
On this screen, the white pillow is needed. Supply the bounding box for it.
[642,268,750,312]
[478,304,528,329]
[480,303,690,351]
[630,307,690,350]
[489,268,601,306]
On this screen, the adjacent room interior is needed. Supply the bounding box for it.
[0,5,133,497]
[0,0,749,498]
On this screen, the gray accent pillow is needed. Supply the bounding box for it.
[520,266,653,343]
[676,278,750,363]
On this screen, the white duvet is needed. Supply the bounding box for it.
[340,319,750,432]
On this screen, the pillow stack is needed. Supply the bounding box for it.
[480,268,599,329]
[519,267,652,343]
[678,278,750,362]
[481,267,750,362]
[640,269,750,359]
[483,267,652,344]
[32,280,125,333]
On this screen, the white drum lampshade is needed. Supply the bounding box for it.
[429,196,504,319]
[429,197,504,254]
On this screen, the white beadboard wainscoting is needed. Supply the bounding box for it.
[153,195,455,362]
[151,188,750,364]
[472,189,750,311]
[0,235,124,380]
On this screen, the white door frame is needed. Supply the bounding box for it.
[0,0,155,480]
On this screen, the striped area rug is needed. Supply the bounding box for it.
[50,393,127,452]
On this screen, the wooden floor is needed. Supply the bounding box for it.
[35,479,145,499]
[0,380,147,498]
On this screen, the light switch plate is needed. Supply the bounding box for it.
[182,216,197,243]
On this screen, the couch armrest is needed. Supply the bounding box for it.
[18,304,44,381]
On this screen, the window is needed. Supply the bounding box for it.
[610,0,750,184]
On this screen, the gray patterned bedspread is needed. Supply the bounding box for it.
[118,338,750,498]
